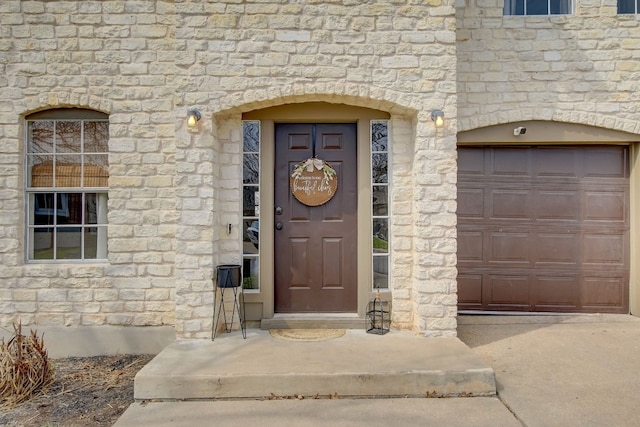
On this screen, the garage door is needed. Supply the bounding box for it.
[457,146,629,313]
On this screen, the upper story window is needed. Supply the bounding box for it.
[25,109,109,261]
[618,0,639,13]
[504,0,572,15]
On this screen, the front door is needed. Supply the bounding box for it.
[274,123,358,312]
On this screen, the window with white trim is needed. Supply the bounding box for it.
[371,120,389,290]
[618,0,639,13]
[504,0,572,15]
[26,109,109,261]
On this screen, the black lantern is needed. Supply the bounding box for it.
[366,291,391,335]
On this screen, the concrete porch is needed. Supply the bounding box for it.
[134,329,496,400]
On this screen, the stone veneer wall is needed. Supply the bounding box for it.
[0,0,459,338]
[0,1,178,329]
[172,0,459,338]
[456,0,640,132]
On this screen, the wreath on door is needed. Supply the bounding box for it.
[290,158,338,206]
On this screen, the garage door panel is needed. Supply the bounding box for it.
[458,231,483,262]
[536,148,579,177]
[584,148,627,178]
[458,148,485,175]
[457,145,629,314]
[584,191,626,222]
[458,274,483,307]
[491,232,530,263]
[583,234,625,265]
[533,276,578,309]
[535,190,580,221]
[537,233,579,265]
[581,277,627,310]
[487,275,529,306]
[491,149,531,177]
[458,188,484,218]
[491,190,531,219]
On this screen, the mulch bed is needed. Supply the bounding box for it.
[0,354,153,427]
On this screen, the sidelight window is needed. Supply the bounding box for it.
[25,109,109,261]
[242,120,260,291]
[371,120,389,290]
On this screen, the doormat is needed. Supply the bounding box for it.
[269,329,346,342]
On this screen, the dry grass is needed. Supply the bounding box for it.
[0,323,53,409]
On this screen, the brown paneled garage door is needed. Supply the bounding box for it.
[457,146,629,313]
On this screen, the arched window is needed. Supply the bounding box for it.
[25,109,109,261]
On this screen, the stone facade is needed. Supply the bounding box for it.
[171,0,458,338]
[0,1,178,330]
[457,0,640,132]
[1,0,638,341]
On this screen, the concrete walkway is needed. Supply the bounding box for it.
[113,398,520,427]
[114,314,640,426]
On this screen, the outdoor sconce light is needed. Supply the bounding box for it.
[187,109,201,128]
[366,290,391,335]
[431,109,445,128]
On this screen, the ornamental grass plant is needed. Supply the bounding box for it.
[0,323,53,409]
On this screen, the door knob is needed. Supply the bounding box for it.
[275,206,283,215]
[275,222,283,230]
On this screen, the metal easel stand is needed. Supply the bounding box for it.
[212,265,246,340]
[212,285,246,340]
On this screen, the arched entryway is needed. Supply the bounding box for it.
[241,102,391,321]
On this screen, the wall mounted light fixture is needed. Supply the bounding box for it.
[431,109,445,128]
[187,109,201,128]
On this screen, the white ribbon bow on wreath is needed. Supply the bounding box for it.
[303,158,324,172]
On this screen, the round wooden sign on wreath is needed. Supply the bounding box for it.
[290,158,338,207]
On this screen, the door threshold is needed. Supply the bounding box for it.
[272,313,359,318]
[261,313,364,330]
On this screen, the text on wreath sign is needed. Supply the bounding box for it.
[292,175,334,196]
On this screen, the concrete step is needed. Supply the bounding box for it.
[260,314,364,330]
[134,329,496,400]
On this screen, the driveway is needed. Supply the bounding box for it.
[457,314,640,427]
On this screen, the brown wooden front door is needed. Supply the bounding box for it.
[274,123,358,313]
